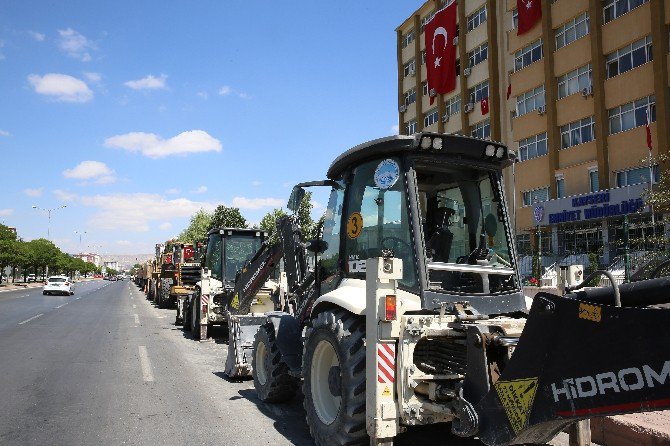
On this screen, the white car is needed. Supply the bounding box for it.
[43,276,75,296]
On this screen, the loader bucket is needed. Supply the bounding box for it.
[476,292,670,446]
[224,315,266,378]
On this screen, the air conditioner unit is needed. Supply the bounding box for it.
[464,67,472,77]
[464,103,474,113]
[399,104,407,113]
[442,114,450,123]
[581,85,593,98]
[537,105,546,115]
[409,67,416,77]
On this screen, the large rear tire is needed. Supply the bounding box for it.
[183,297,192,331]
[303,309,367,446]
[253,323,299,402]
[190,294,200,337]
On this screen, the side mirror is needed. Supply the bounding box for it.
[287,186,306,212]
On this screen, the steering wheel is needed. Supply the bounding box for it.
[381,236,411,258]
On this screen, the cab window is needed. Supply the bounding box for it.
[205,235,222,281]
[320,184,344,293]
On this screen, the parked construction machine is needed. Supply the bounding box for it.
[237,133,670,446]
[170,242,202,324]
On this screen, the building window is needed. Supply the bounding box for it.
[402,29,415,49]
[616,165,659,187]
[420,11,436,33]
[406,120,417,135]
[516,85,545,117]
[608,95,656,134]
[422,81,428,96]
[421,50,426,65]
[560,116,595,149]
[445,95,461,116]
[606,36,653,79]
[514,39,544,72]
[604,0,649,24]
[467,5,487,32]
[455,59,461,77]
[557,64,592,99]
[468,42,488,68]
[518,133,548,162]
[556,176,566,198]
[471,119,490,140]
[589,170,599,192]
[424,108,439,128]
[555,12,589,50]
[403,59,416,78]
[512,9,518,30]
[404,88,416,106]
[469,80,489,104]
[522,187,550,206]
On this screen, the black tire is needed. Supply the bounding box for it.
[183,298,192,331]
[42,291,47,295]
[252,323,299,402]
[190,293,200,336]
[303,309,367,446]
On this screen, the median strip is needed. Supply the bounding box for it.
[18,313,44,325]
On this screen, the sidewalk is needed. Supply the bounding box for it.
[0,282,43,292]
[592,411,670,446]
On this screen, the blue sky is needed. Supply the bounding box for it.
[0,1,417,255]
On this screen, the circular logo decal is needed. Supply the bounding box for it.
[533,205,544,224]
[346,212,363,239]
[374,159,400,190]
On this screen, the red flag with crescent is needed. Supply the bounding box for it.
[425,0,458,105]
[517,0,542,35]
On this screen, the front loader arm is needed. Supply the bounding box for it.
[476,292,670,446]
[228,243,283,315]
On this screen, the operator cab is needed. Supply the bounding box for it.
[293,133,525,315]
[203,228,265,287]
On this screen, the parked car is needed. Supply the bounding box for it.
[27,274,36,282]
[43,276,74,295]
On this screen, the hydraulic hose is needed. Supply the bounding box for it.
[566,269,621,307]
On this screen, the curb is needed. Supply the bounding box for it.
[591,413,670,446]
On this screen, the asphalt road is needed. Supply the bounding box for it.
[0,280,574,446]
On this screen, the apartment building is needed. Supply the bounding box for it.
[397,0,669,267]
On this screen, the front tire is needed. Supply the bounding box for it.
[190,293,200,337]
[303,309,367,446]
[253,323,299,402]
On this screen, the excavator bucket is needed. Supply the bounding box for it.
[477,292,670,446]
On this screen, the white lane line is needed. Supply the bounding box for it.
[55,303,68,309]
[134,314,140,325]
[19,313,44,325]
[133,304,137,309]
[138,346,155,382]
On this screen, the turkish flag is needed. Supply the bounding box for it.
[425,1,458,105]
[517,0,542,35]
[184,246,194,260]
[481,97,489,115]
[646,108,653,150]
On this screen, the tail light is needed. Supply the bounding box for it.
[384,295,397,321]
[65,282,70,286]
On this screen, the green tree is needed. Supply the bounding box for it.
[209,205,248,231]
[259,208,287,245]
[296,191,316,241]
[179,209,213,243]
[27,238,61,279]
[0,224,17,242]
[0,239,19,282]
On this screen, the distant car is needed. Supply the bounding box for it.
[27,274,36,282]
[43,276,74,295]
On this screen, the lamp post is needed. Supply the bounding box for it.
[31,205,67,241]
[74,230,87,253]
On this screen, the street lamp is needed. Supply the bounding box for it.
[74,230,87,253]
[31,204,67,241]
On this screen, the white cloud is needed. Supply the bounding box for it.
[197,91,208,99]
[28,31,45,41]
[193,186,207,194]
[79,192,215,232]
[158,222,172,231]
[24,188,43,197]
[83,72,101,83]
[53,189,77,202]
[105,130,222,159]
[0,208,13,217]
[58,28,96,61]
[218,85,248,99]
[391,124,400,135]
[165,188,180,195]
[231,197,284,210]
[63,160,116,183]
[251,181,262,187]
[124,74,167,90]
[0,129,10,137]
[28,73,93,103]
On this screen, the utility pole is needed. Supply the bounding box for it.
[32,205,67,241]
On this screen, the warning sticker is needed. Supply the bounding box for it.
[494,377,538,434]
[230,293,240,310]
[382,386,391,397]
[346,212,363,239]
[578,302,601,323]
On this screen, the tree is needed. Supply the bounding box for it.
[178,209,213,243]
[0,239,19,282]
[209,205,248,231]
[642,154,670,214]
[259,208,287,245]
[296,191,317,241]
[0,224,17,242]
[27,239,60,279]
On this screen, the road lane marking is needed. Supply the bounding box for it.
[133,304,137,309]
[55,303,68,309]
[134,314,140,325]
[19,313,44,325]
[138,346,155,382]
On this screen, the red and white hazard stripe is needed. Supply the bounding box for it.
[377,343,396,383]
[201,293,209,307]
